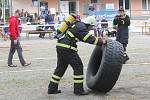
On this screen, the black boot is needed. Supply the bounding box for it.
[48,82,61,94]
[123,53,129,64]
[74,84,88,95]
[74,90,88,95]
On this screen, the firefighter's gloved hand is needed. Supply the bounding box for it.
[53,31,58,39]
[14,40,18,45]
[98,38,107,46]
[54,32,63,39]
[102,38,107,45]
[53,30,63,39]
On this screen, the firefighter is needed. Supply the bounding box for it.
[48,16,107,95]
[113,7,130,64]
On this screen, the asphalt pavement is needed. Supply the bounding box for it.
[0,33,150,100]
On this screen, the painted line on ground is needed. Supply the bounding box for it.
[0,57,56,62]
[1,51,150,62]
[128,52,150,55]
[0,69,51,74]
[0,56,89,62]
[125,63,150,66]
[0,62,150,74]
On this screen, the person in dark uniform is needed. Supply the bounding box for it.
[113,7,130,64]
[47,16,107,95]
[8,9,31,67]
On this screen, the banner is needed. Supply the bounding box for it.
[88,10,118,21]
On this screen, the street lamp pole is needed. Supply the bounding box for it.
[9,0,13,16]
[2,0,4,20]
[2,0,6,24]
[38,0,40,16]
[58,0,61,14]
[129,0,132,18]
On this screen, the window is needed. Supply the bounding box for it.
[91,0,98,3]
[119,0,123,7]
[125,0,129,9]
[142,0,150,10]
[69,2,76,14]
[119,0,130,10]
[148,0,150,9]
[32,0,38,7]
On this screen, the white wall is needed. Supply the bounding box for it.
[60,1,69,16]
[12,0,38,15]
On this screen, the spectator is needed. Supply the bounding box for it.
[8,9,31,67]
[113,7,130,64]
[20,9,26,23]
[24,11,30,22]
[34,13,39,23]
[39,11,55,38]
[101,16,108,28]
[20,9,24,17]
[100,16,109,37]
[55,12,61,24]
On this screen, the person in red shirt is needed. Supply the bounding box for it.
[8,9,31,67]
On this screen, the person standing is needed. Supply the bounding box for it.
[8,9,31,67]
[47,16,107,95]
[39,11,54,38]
[113,7,130,63]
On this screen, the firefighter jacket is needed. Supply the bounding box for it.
[57,21,103,51]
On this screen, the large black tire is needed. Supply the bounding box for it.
[86,39,124,93]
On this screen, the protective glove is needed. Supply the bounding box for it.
[53,30,64,39]
[102,38,107,45]
[53,31,58,39]
[97,37,107,46]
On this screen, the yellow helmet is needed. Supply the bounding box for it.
[81,16,96,26]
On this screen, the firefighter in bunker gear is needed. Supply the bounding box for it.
[48,16,107,95]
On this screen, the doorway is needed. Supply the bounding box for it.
[69,1,76,14]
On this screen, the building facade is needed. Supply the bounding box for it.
[11,0,150,19]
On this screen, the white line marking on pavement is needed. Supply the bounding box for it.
[0,56,89,62]
[0,60,4,62]
[0,69,51,74]
[125,63,150,66]
[0,62,150,74]
[129,52,150,55]
[0,57,56,62]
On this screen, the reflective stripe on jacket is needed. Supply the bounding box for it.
[57,21,103,51]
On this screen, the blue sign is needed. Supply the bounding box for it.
[88,10,118,21]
